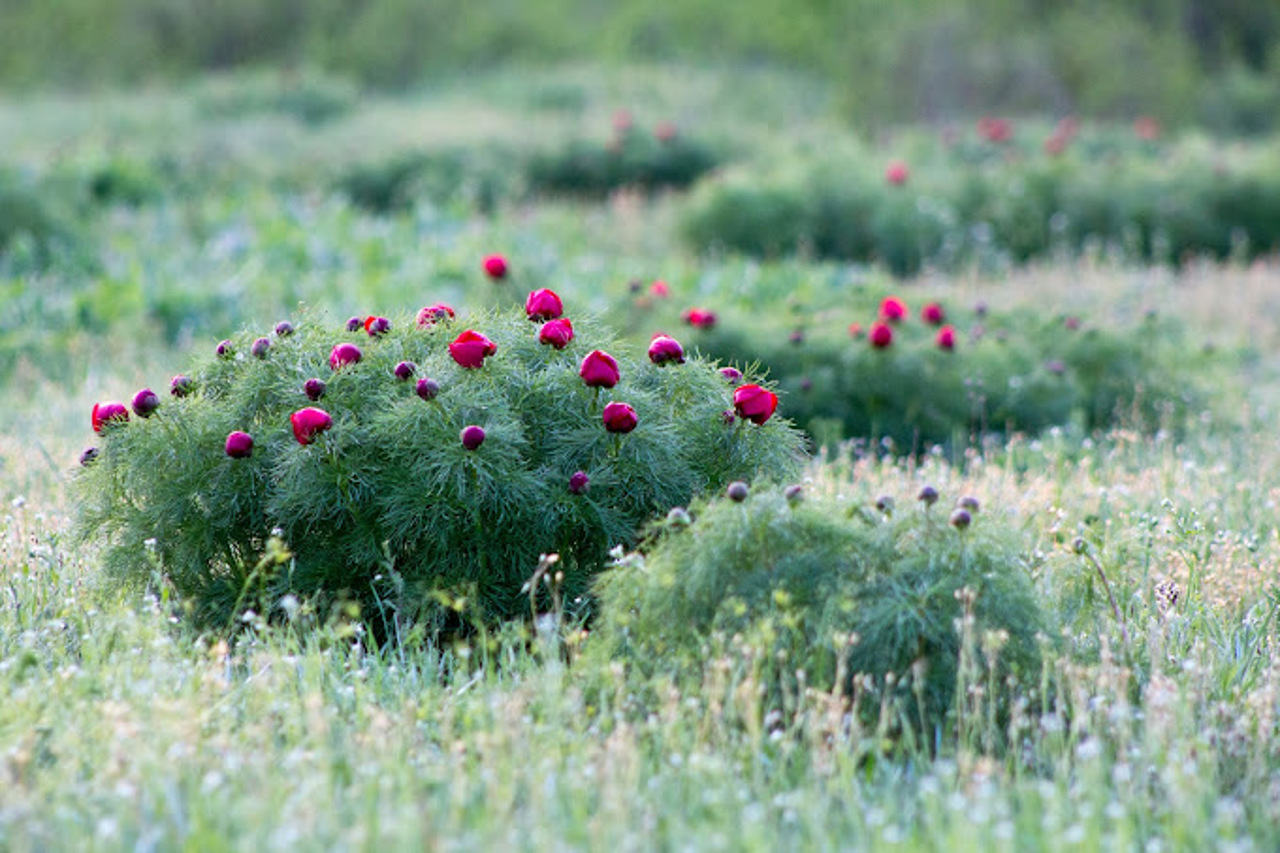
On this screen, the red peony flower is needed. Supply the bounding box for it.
[345,316,363,332]
[251,337,271,358]
[602,401,638,433]
[568,471,590,494]
[290,407,333,445]
[936,325,956,350]
[364,316,390,336]
[977,116,1013,143]
[416,377,440,400]
[225,431,254,458]
[719,366,742,383]
[394,361,416,381]
[1134,116,1161,141]
[170,375,192,397]
[921,301,945,326]
[879,296,909,323]
[329,342,363,370]
[449,330,498,369]
[416,303,456,326]
[647,334,685,365]
[538,318,575,350]
[649,280,671,298]
[869,321,893,348]
[525,289,564,321]
[683,307,717,329]
[274,320,295,337]
[91,401,129,433]
[482,254,508,280]
[131,388,160,417]
[848,322,864,339]
[579,350,620,388]
[216,340,234,358]
[732,384,778,425]
[304,378,326,401]
[460,425,486,451]
[654,121,678,142]
[885,160,909,186]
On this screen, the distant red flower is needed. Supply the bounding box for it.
[869,321,893,348]
[885,160,909,186]
[654,121,678,142]
[394,361,416,381]
[364,316,390,336]
[977,116,1013,143]
[1064,316,1081,331]
[649,280,671,298]
[879,296,909,323]
[449,330,497,369]
[1134,116,1161,141]
[1044,133,1068,157]
[719,366,742,384]
[91,401,129,434]
[647,334,685,365]
[683,307,717,329]
[524,289,564,321]
[579,350,620,388]
[612,110,634,133]
[936,325,956,350]
[170,375,192,397]
[568,471,590,494]
[225,431,254,459]
[602,401,638,433]
[416,303,456,326]
[538,318,575,350]
[460,425,486,451]
[921,302,945,326]
[848,322,864,339]
[329,342,363,370]
[732,384,778,425]
[482,254,508,280]
[416,377,440,400]
[290,407,333,445]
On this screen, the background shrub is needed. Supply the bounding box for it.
[526,125,720,198]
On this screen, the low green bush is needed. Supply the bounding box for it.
[194,71,358,126]
[526,122,720,197]
[591,484,1047,731]
[74,300,804,638]
[334,147,518,214]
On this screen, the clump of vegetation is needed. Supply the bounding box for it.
[0,170,84,269]
[74,298,804,638]
[193,70,359,125]
[591,484,1047,731]
[334,147,518,214]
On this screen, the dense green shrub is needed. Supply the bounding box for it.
[334,147,518,214]
[194,71,358,126]
[74,301,804,637]
[0,172,84,269]
[591,485,1046,730]
[526,124,720,197]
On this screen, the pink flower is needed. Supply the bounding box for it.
[91,402,129,434]
[460,425,486,451]
[1134,116,1161,141]
[225,431,254,458]
[848,322,864,339]
[449,330,498,369]
[251,337,271,358]
[538,318,575,350]
[719,366,742,383]
[885,160,909,186]
[290,407,333,445]
[936,325,956,350]
[568,471,590,494]
[869,321,893,349]
[416,303,456,326]
[482,254,508,280]
[921,302,945,326]
[170,375,192,397]
[525,288,564,321]
[602,402,638,433]
[131,388,160,417]
[647,334,685,365]
[732,384,778,425]
[977,116,1013,143]
[274,320,295,337]
[879,297,909,323]
[654,121,678,142]
[649,280,671,298]
[579,350,620,388]
[329,343,363,370]
[416,377,440,400]
[394,361,416,381]
[682,307,717,329]
[364,316,391,336]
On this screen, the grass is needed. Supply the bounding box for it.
[3,64,1280,850]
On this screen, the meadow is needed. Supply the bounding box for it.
[3,65,1280,851]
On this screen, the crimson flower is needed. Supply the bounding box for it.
[91,402,129,434]
[647,334,685,365]
[683,307,717,329]
[449,330,497,368]
[251,337,271,358]
[364,316,390,336]
[460,425,486,451]
[525,289,563,321]
[225,431,254,458]
[304,378,326,400]
[538,318,574,350]
[568,471,590,494]
[921,302,945,326]
[170,375,192,397]
[329,342,363,370]
[649,280,671,298]
[416,303,456,326]
[482,254,508,280]
[579,350,620,388]
[131,388,160,417]
[394,361,416,381]
[290,407,333,445]
[936,325,956,350]
[869,321,893,348]
[879,296,909,323]
[416,377,440,400]
[719,366,742,383]
[602,402,638,433]
[885,160,909,186]
[733,384,778,425]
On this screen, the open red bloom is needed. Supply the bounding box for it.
[602,402,638,433]
[579,350,620,388]
[732,384,778,425]
[683,307,717,329]
[329,342,363,370]
[416,303,456,326]
[649,280,671,298]
[91,401,129,434]
[538,318,575,350]
[885,160,909,186]
[647,334,685,365]
[290,407,333,445]
[449,330,498,369]
[936,325,956,350]
[869,321,893,348]
[482,254,508,280]
[921,301,945,326]
[879,297,909,323]
[524,289,563,321]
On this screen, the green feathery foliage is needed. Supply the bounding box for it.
[591,485,1047,732]
[73,304,805,638]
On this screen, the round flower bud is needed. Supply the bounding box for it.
[251,337,271,359]
[918,486,939,507]
[568,471,590,495]
[785,484,804,503]
[91,401,129,434]
[482,254,508,280]
[329,342,363,370]
[216,340,234,359]
[170,375,193,397]
[394,361,416,381]
[225,431,254,459]
[290,407,333,445]
[79,447,99,467]
[131,388,160,418]
[461,425,486,451]
[875,495,895,515]
[719,367,743,384]
[726,481,749,503]
[364,316,391,337]
[949,508,972,530]
[416,377,440,401]
[647,335,685,365]
[602,401,638,434]
[957,495,981,514]
[274,320,295,337]
[304,378,327,401]
[345,316,363,332]
[667,507,692,528]
[580,350,621,388]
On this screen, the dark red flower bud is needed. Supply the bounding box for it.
[416,303,456,326]
[538,318,575,350]
[721,410,736,425]
[346,316,363,332]
[936,325,956,350]
[91,401,129,434]
[225,431,254,458]
[394,361,416,381]
[957,495,981,513]
[131,388,160,417]
[216,340,234,358]
[525,289,564,321]
[449,330,497,369]
[949,508,972,530]
[869,321,893,349]
[251,337,271,358]
[290,407,333,445]
[364,316,391,337]
[79,447,99,467]
[170,375,193,397]
[885,160,909,186]
[650,280,670,298]
[329,342,363,370]
[726,481,749,502]
[461,425,486,450]
[416,377,440,401]
[647,334,685,365]
[719,366,742,384]
[879,297,908,323]
[785,484,804,503]
[602,401,638,433]
[682,307,717,329]
[918,485,939,506]
[921,302,945,326]
[732,384,778,425]
[568,471,590,494]
[482,254,508,280]
[274,320,295,337]
[304,378,327,400]
[579,350,620,388]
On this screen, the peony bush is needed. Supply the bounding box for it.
[75,296,804,637]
